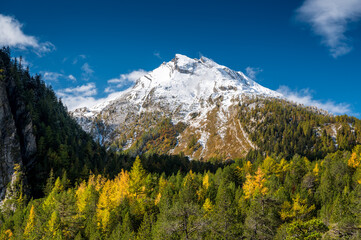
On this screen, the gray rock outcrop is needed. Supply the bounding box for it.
[0,69,36,201]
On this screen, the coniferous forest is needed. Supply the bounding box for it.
[1,48,361,239]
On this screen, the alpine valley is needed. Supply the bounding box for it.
[2,48,361,239]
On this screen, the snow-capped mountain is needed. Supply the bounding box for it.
[72,54,283,159]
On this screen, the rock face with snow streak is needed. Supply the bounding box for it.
[72,54,282,160]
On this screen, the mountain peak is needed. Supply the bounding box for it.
[135,53,281,99]
[74,54,283,124]
[172,54,220,69]
[72,54,283,159]
[174,53,194,61]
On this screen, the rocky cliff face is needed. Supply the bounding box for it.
[0,63,36,200]
[0,74,21,199]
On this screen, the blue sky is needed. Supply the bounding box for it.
[1,0,361,116]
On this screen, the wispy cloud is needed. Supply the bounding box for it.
[296,0,361,58]
[105,69,147,93]
[81,63,94,81]
[154,51,162,59]
[245,67,263,80]
[42,72,63,82]
[72,54,86,64]
[41,71,77,82]
[277,85,351,115]
[0,14,55,55]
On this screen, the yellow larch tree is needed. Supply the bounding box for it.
[275,158,289,180]
[313,163,320,176]
[75,181,89,215]
[155,176,167,205]
[347,146,361,184]
[96,170,130,232]
[348,152,361,168]
[235,161,252,180]
[243,167,268,199]
[24,205,36,238]
[262,156,276,175]
[243,160,253,175]
[47,210,62,239]
[202,173,210,190]
[279,193,315,221]
[76,174,106,215]
[43,177,63,212]
[203,198,214,213]
[96,180,114,232]
[197,173,210,201]
[349,145,361,166]
[129,156,147,198]
[87,174,106,192]
[2,229,13,240]
[111,170,130,204]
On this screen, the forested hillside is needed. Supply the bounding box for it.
[0,47,112,197]
[2,148,361,239]
[1,47,361,239]
[240,97,361,161]
[0,48,219,199]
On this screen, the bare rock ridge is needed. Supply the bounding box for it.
[72,54,282,159]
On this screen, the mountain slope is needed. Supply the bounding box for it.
[72,54,282,159]
[73,54,361,161]
[240,97,361,161]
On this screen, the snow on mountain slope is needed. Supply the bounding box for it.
[72,54,283,159]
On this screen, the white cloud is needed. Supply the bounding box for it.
[57,83,127,111]
[0,14,55,55]
[57,83,98,110]
[68,74,76,82]
[59,95,100,111]
[277,86,351,115]
[58,70,147,110]
[106,69,147,92]
[62,83,97,96]
[245,67,263,80]
[81,63,94,80]
[296,0,361,58]
[41,71,77,82]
